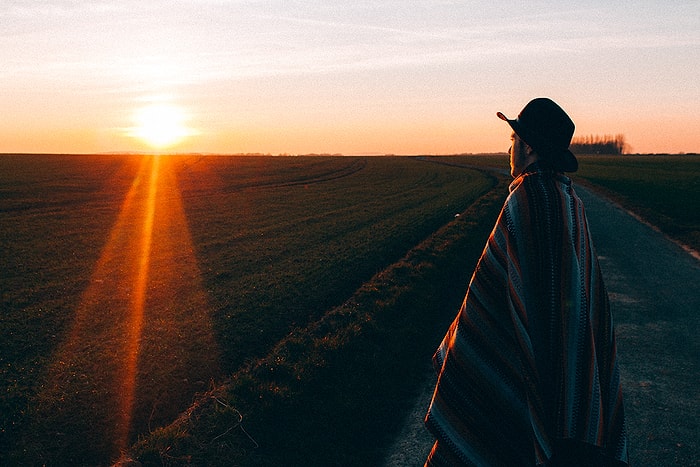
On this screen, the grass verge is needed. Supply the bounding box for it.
[573,155,700,254]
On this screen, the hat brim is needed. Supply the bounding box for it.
[497,111,578,172]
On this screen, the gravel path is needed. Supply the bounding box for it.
[382,184,700,466]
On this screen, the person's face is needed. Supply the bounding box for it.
[509,132,533,178]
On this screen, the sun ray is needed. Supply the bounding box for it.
[34,156,220,462]
[116,154,158,448]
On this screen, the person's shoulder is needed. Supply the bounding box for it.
[509,170,545,195]
[504,176,532,212]
[519,169,568,193]
[508,170,566,209]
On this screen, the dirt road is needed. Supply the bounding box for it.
[383,184,700,466]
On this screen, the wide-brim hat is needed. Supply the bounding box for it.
[497,97,578,172]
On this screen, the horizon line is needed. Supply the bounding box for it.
[1,151,698,158]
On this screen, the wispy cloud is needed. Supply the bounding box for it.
[1,0,698,153]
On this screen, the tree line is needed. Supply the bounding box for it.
[570,134,628,155]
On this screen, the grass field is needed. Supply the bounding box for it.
[0,154,497,465]
[126,153,700,466]
[574,155,700,253]
[129,153,699,467]
[440,153,700,253]
[2,153,698,465]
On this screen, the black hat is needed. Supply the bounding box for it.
[497,97,578,172]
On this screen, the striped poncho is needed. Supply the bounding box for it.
[425,165,628,466]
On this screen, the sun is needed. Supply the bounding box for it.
[129,103,194,149]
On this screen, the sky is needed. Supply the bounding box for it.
[1,0,698,155]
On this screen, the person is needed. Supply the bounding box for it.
[424,98,629,466]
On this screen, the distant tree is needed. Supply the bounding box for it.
[570,134,628,155]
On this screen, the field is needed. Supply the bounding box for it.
[439,154,700,254]
[1,153,698,466]
[574,155,700,253]
[0,154,499,465]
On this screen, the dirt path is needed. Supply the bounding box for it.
[382,184,700,466]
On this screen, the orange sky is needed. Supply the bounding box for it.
[1,1,698,155]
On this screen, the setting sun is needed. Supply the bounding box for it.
[128,103,195,149]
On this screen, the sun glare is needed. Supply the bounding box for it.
[129,103,194,149]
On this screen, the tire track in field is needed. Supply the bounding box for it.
[180,155,368,194]
[259,156,368,189]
